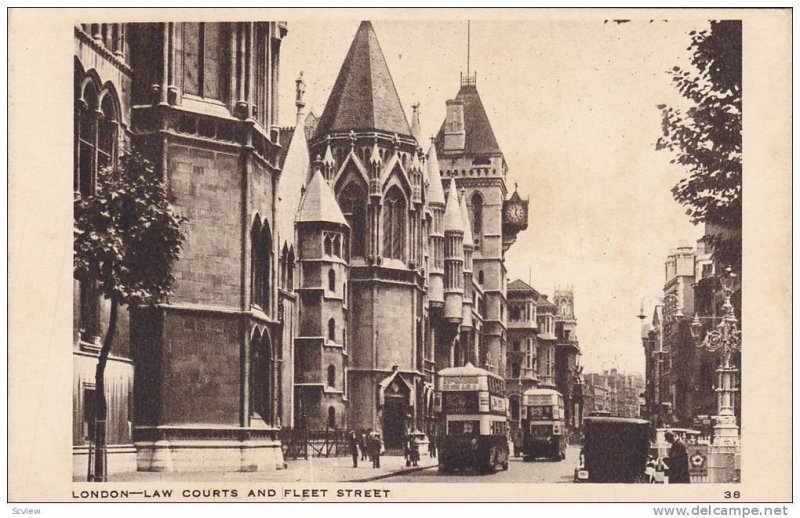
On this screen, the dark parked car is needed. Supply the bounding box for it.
[574,417,650,483]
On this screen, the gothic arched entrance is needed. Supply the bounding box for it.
[378,370,413,451]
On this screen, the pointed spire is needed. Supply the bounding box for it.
[444,179,464,233]
[411,150,422,173]
[295,71,306,124]
[411,102,423,145]
[459,188,474,247]
[426,141,445,205]
[297,169,349,227]
[370,140,383,165]
[316,21,412,137]
[323,142,335,167]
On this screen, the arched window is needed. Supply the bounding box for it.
[324,234,332,256]
[251,218,272,311]
[512,362,521,379]
[478,270,484,285]
[328,318,336,342]
[338,183,367,258]
[513,340,520,352]
[470,193,483,245]
[181,23,229,100]
[382,187,406,261]
[510,305,521,321]
[327,406,336,429]
[327,365,336,388]
[76,83,118,196]
[250,332,273,425]
[332,234,342,257]
[328,269,336,292]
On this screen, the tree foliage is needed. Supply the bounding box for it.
[656,20,742,267]
[74,153,187,305]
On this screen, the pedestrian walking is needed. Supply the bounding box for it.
[428,433,437,458]
[347,430,359,468]
[371,432,383,468]
[664,431,691,483]
[359,430,368,461]
[409,435,420,467]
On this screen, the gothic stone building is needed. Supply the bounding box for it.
[73,20,528,473]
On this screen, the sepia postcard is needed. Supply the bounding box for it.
[7,7,792,505]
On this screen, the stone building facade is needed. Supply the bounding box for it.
[74,20,528,472]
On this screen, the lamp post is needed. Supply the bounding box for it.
[689,266,741,482]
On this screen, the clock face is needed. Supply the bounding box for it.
[506,204,526,224]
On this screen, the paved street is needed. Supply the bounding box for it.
[386,445,581,483]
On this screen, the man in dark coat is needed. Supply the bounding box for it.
[347,430,359,468]
[665,431,691,483]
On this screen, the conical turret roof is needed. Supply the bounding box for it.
[297,170,349,227]
[316,21,411,138]
[434,83,502,156]
[426,143,445,205]
[459,189,474,246]
[444,179,464,233]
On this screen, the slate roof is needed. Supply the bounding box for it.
[315,21,412,138]
[276,121,310,248]
[507,279,537,292]
[296,170,348,227]
[434,84,502,156]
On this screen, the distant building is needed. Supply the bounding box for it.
[583,370,643,419]
[505,280,582,433]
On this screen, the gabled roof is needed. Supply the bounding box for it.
[315,21,411,138]
[426,143,445,205]
[434,84,502,156]
[443,179,464,233]
[296,170,348,227]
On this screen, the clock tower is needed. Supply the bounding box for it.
[434,73,529,377]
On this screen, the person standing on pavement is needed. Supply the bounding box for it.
[359,430,368,461]
[371,432,383,468]
[347,430,359,468]
[664,431,691,483]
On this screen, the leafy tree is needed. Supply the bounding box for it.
[656,20,742,268]
[74,153,186,481]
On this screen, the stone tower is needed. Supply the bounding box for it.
[434,73,528,376]
[308,21,426,449]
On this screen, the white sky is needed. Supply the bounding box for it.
[277,19,707,376]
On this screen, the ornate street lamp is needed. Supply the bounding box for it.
[689,266,741,482]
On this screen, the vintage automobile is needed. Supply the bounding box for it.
[574,416,651,483]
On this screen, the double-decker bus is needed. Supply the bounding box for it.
[434,363,510,474]
[521,388,567,461]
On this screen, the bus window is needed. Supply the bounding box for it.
[448,420,480,435]
[491,421,508,436]
[531,424,552,438]
[530,405,554,420]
